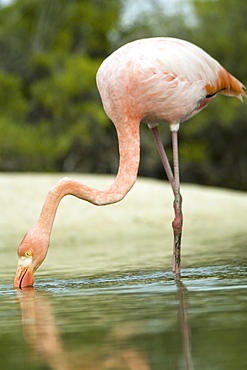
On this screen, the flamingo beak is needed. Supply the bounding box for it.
[13,257,34,288]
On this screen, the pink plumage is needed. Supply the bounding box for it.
[96,37,245,127]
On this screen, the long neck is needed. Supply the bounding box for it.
[37,120,140,234]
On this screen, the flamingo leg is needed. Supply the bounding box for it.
[151,126,183,277]
[151,126,175,192]
[171,129,183,277]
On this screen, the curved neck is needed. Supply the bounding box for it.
[37,120,140,234]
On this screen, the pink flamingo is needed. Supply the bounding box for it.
[14,38,246,288]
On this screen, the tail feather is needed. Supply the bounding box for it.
[218,69,246,101]
[206,68,246,101]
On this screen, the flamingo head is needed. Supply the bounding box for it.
[13,225,50,288]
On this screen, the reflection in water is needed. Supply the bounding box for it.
[15,288,71,370]
[15,280,193,370]
[16,288,151,369]
[176,281,193,370]
[8,265,247,370]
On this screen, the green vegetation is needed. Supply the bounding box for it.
[0,0,246,189]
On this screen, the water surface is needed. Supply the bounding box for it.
[1,265,246,369]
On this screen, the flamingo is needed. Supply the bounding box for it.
[14,37,246,288]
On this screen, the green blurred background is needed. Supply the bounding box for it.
[0,0,246,190]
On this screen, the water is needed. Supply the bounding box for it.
[1,174,247,369]
[1,266,247,369]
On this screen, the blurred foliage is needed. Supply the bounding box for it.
[0,0,120,172]
[0,0,246,189]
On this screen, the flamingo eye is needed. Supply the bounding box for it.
[25,251,32,257]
